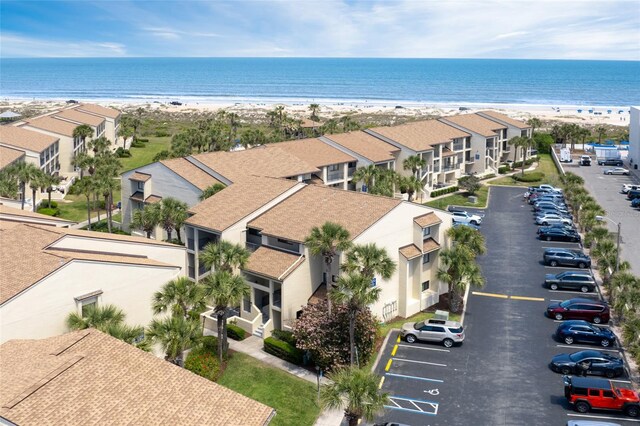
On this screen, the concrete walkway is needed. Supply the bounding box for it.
[203,330,346,426]
[71,208,120,230]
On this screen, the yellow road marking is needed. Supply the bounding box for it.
[396,335,401,343]
[510,295,545,302]
[391,344,398,356]
[385,358,393,372]
[378,376,385,389]
[472,291,509,299]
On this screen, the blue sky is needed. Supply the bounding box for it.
[1,0,639,59]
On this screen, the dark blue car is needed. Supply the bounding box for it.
[556,320,616,347]
[550,350,624,378]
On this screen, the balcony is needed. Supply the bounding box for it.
[327,169,343,182]
[452,143,464,151]
[432,164,440,173]
[443,164,457,172]
[187,238,195,251]
[347,166,356,177]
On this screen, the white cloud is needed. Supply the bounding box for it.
[0,33,127,57]
[142,27,222,40]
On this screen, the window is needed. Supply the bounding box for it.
[588,389,600,397]
[421,280,430,292]
[81,300,96,317]
[422,252,430,264]
[573,387,588,396]
[137,181,144,190]
[422,227,431,237]
[328,164,340,172]
[348,162,357,168]
[603,390,615,398]
[429,326,445,333]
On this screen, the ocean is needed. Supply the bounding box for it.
[1,58,639,106]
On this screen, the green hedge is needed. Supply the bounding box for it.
[430,186,459,197]
[479,173,496,180]
[185,347,221,381]
[264,336,304,365]
[37,207,60,217]
[271,329,297,346]
[39,200,58,208]
[201,336,219,354]
[130,141,145,148]
[136,138,149,143]
[227,323,247,341]
[513,172,545,182]
[498,166,509,174]
[115,147,132,158]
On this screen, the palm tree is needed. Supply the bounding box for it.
[6,161,41,210]
[28,168,45,212]
[146,315,202,366]
[399,175,424,202]
[563,172,584,187]
[67,304,126,331]
[71,151,96,179]
[595,125,607,144]
[0,170,19,198]
[437,245,485,312]
[507,136,529,175]
[526,117,541,137]
[199,183,226,201]
[321,367,389,426]
[103,322,147,348]
[447,225,487,255]
[321,119,339,134]
[40,173,61,208]
[330,273,381,365]
[609,272,638,315]
[342,243,396,281]
[199,240,250,273]
[309,103,320,121]
[305,222,352,315]
[88,136,111,156]
[202,270,250,363]
[591,239,628,283]
[240,128,267,149]
[152,276,206,320]
[159,197,188,242]
[351,165,379,192]
[575,127,590,149]
[340,115,360,132]
[95,174,120,233]
[71,176,95,229]
[370,168,399,197]
[402,155,427,179]
[72,124,94,152]
[131,203,161,238]
[584,226,611,250]
[622,316,640,348]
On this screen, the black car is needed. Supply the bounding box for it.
[598,158,623,166]
[627,190,640,200]
[555,320,616,347]
[543,248,591,268]
[545,271,595,293]
[537,223,576,234]
[539,228,581,242]
[550,350,624,378]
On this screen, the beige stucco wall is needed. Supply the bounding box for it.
[0,261,181,343]
[21,125,76,174]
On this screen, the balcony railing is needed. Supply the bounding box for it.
[453,143,464,151]
[443,164,457,172]
[432,164,440,173]
[327,170,343,181]
[347,167,356,177]
[187,238,195,251]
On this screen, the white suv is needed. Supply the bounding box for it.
[401,319,465,348]
[622,184,640,194]
[451,210,482,226]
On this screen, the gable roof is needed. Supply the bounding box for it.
[248,185,402,243]
[413,212,442,228]
[399,244,422,260]
[0,126,59,153]
[477,110,530,130]
[0,146,25,169]
[75,103,121,119]
[269,138,356,168]
[192,147,319,182]
[160,158,223,190]
[368,120,470,152]
[442,113,507,137]
[186,176,300,233]
[0,329,274,425]
[243,246,305,281]
[23,116,78,137]
[323,131,399,163]
[0,204,74,225]
[129,171,152,182]
[54,109,105,127]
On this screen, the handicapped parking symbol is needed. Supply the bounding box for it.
[424,388,439,396]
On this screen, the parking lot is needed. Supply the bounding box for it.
[374,186,637,425]
[565,159,640,274]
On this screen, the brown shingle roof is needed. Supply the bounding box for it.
[442,114,506,137]
[192,147,319,182]
[413,212,442,228]
[0,126,58,153]
[244,246,305,281]
[76,103,121,119]
[0,146,24,169]
[399,244,422,260]
[422,238,441,253]
[23,116,78,137]
[54,109,105,127]
[186,176,300,232]
[0,204,74,224]
[129,171,152,182]
[478,110,530,130]
[270,138,356,168]
[323,131,399,163]
[145,194,163,204]
[248,185,402,243]
[368,120,470,152]
[0,329,274,425]
[160,158,223,191]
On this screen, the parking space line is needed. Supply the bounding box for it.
[392,358,447,367]
[397,344,450,353]
[378,376,385,389]
[510,295,545,301]
[384,405,437,416]
[556,344,619,352]
[548,290,596,295]
[567,413,640,423]
[385,359,393,372]
[472,291,508,299]
[550,299,564,302]
[385,373,444,383]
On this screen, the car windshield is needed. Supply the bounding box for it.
[569,352,586,362]
[414,321,425,330]
[448,327,463,333]
[560,300,572,308]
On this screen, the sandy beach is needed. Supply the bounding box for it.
[0,98,631,127]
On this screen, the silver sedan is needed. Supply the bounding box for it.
[603,167,630,175]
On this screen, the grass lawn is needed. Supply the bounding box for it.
[119,136,171,173]
[57,191,122,223]
[424,185,489,210]
[218,352,320,426]
[378,311,462,339]
[489,154,562,187]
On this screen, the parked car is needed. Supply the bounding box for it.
[580,155,592,166]
[534,202,569,214]
[622,184,640,194]
[536,213,573,226]
[546,298,608,323]
[627,190,640,200]
[539,228,581,243]
[603,167,630,176]
[551,350,624,377]
[536,207,573,220]
[632,197,640,208]
[563,376,639,417]
[567,421,622,426]
[531,195,566,205]
[598,158,623,166]
[451,210,482,226]
[545,271,595,292]
[401,319,465,347]
[543,249,591,268]
[539,184,563,193]
[538,224,576,234]
[556,320,616,347]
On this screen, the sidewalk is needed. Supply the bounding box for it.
[203,330,346,426]
[71,208,120,230]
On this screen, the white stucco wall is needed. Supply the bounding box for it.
[629,106,640,169]
[0,261,181,343]
[21,125,76,174]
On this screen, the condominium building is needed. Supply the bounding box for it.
[0,146,25,171]
[0,126,60,175]
[72,103,121,143]
[0,204,74,228]
[629,106,640,170]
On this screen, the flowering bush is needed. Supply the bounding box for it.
[293,301,378,371]
[185,347,221,381]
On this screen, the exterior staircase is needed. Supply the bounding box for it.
[253,324,265,338]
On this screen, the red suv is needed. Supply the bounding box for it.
[563,375,639,417]
[547,298,610,324]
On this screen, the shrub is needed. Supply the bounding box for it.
[479,174,496,180]
[430,186,459,198]
[264,337,304,365]
[271,329,297,346]
[136,138,149,143]
[115,147,132,158]
[534,133,555,154]
[155,129,170,137]
[37,207,60,217]
[525,158,535,165]
[201,336,219,354]
[498,166,509,174]
[153,150,172,162]
[39,200,58,209]
[458,175,482,195]
[130,140,145,148]
[185,347,221,382]
[513,172,545,182]
[227,323,247,341]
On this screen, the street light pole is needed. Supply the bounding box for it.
[616,221,621,273]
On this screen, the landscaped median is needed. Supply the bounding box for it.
[489,154,562,187]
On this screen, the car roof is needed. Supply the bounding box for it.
[573,350,608,358]
[565,298,604,305]
[568,376,612,390]
[427,318,462,327]
[558,320,591,327]
[558,271,591,277]
[545,248,578,254]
